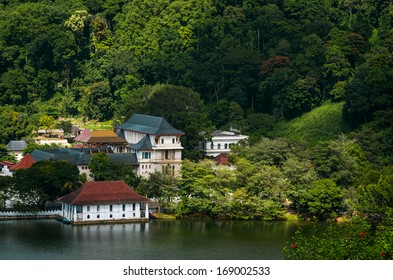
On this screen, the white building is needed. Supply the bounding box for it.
[202,130,248,157]
[6,140,27,161]
[116,114,185,177]
[58,181,151,224]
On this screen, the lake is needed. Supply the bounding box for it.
[0,219,312,260]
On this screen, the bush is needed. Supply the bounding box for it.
[283,215,392,260]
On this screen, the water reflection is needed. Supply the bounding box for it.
[0,219,310,260]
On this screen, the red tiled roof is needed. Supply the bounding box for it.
[10,154,35,171]
[58,181,151,205]
[0,161,16,167]
[74,129,92,142]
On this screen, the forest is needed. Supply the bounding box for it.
[0,0,393,259]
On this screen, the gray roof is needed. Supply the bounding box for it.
[108,153,138,165]
[31,148,138,166]
[31,149,91,165]
[6,140,27,151]
[116,114,184,136]
[129,135,153,150]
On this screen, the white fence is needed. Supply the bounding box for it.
[0,210,62,219]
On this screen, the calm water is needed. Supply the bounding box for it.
[0,219,311,260]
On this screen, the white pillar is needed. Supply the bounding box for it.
[145,203,149,218]
[73,205,77,221]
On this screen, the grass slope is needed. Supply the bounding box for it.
[272,101,350,146]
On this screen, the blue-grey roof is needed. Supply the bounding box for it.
[31,148,138,166]
[108,153,138,165]
[116,114,184,135]
[6,140,27,151]
[116,129,126,140]
[129,135,153,150]
[31,149,90,165]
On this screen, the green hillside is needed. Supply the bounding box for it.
[272,101,349,146]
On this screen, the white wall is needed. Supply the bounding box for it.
[62,202,148,222]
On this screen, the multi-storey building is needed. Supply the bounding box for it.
[116,114,184,177]
[202,130,248,158]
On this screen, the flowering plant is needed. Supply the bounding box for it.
[283,214,393,260]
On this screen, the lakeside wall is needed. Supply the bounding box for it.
[0,210,61,220]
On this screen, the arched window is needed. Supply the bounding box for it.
[218,144,221,149]
[210,143,214,150]
[224,143,228,149]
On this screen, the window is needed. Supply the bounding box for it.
[122,214,125,218]
[87,215,90,219]
[210,143,214,150]
[133,213,136,217]
[110,205,113,212]
[165,150,169,159]
[155,137,159,144]
[122,204,126,211]
[218,144,221,149]
[161,138,164,144]
[172,138,175,144]
[97,205,100,212]
[132,204,135,211]
[110,214,113,218]
[224,143,228,149]
[142,152,151,159]
[87,206,90,212]
[97,215,100,219]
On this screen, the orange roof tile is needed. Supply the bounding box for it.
[10,154,35,171]
[75,130,127,144]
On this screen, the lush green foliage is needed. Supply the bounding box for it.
[88,152,140,187]
[0,0,392,158]
[272,101,348,146]
[175,159,286,220]
[12,160,81,209]
[283,215,392,260]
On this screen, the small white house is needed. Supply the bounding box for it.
[58,181,151,224]
[202,130,248,157]
[6,140,27,161]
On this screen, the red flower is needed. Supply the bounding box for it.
[359,232,365,238]
[292,243,298,250]
[380,252,385,256]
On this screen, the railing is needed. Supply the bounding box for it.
[0,210,62,220]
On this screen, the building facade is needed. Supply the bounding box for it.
[116,114,185,177]
[202,130,248,158]
[58,181,151,224]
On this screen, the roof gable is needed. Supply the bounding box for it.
[117,114,184,136]
[74,129,92,142]
[10,154,35,170]
[58,180,150,205]
[6,140,27,151]
[129,135,152,150]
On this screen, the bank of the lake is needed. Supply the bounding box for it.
[0,219,317,260]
